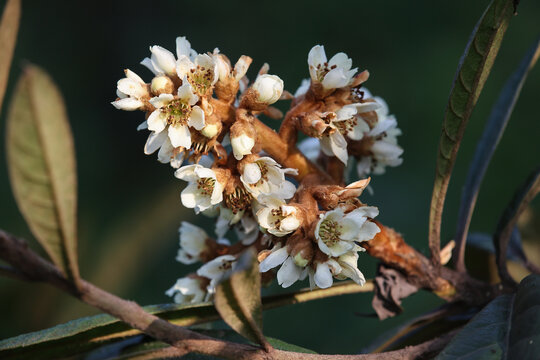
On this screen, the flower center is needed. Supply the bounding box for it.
[189,65,214,96]
[319,219,342,247]
[197,177,216,197]
[315,62,337,82]
[270,209,286,228]
[334,117,358,135]
[224,187,252,214]
[164,99,192,126]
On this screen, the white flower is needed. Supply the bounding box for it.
[112,69,149,111]
[320,102,380,164]
[197,254,236,294]
[231,133,255,160]
[315,207,380,257]
[146,80,205,148]
[252,74,284,104]
[256,197,301,237]
[177,53,218,96]
[176,36,198,61]
[213,50,251,83]
[176,222,209,264]
[335,247,366,286]
[141,45,178,76]
[356,96,404,177]
[166,277,206,304]
[175,165,225,213]
[241,157,297,200]
[310,259,342,289]
[259,244,307,288]
[308,45,357,91]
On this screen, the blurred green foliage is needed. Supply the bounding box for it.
[0,0,539,354]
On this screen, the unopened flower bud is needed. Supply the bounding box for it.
[200,123,220,138]
[252,74,283,105]
[230,120,256,160]
[151,76,174,95]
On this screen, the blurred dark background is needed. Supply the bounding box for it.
[1,0,539,354]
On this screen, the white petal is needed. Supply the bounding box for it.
[177,82,198,105]
[137,121,148,131]
[176,249,197,265]
[111,98,143,111]
[117,78,146,98]
[243,163,262,184]
[168,124,192,148]
[176,56,194,79]
[176,36,193,58]
[149,93,174,109]
[356,157,372,177]
[347,119,370,141]
[372,141,404,159]
[329,240,355,257]
[328,52,352,71]
[357,221,381,242]
[144,131,167,155]
[150,45,177,75]
[141,57,158,75]
[188,106,205,130]
[308,45,327,68]
[335,104,358,121]
[174,164,198,181]
[157,138,174,163]
[279,216,300,232]
[314,263,333,289]
[180,183,199,209]
[279,181,296,199]
[322,68,349,90]
[277,257,303,288]
[329,132,349,164]
[147,110,167,133]
[259,247,288,272]
[231,133,255,160]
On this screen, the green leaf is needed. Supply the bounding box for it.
[6,65,79,282]
[214,249,268,348]
[436,274,540,359]
[494,166,540,285]
[428,0,516,261]
[454,37,540,271]
[0,0,20,113]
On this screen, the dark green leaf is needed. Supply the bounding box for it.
[364,304,473,353]
[6,65,79,282]
[495,167,540,285]
[454,37,540,271]
[437,274,540,359]
[467,229,526,264]
[0,302,218,359]
[0,0,20,113]
[429,0,516,261]
[214,249,267,348]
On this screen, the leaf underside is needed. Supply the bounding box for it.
[214,249,266,347]
[6,65,79,282]
[0,0,21,113]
